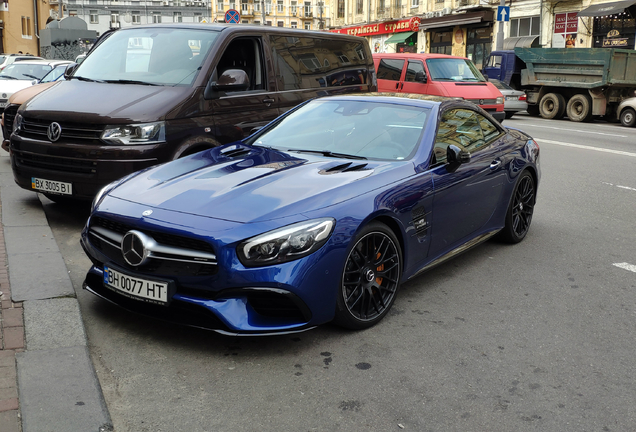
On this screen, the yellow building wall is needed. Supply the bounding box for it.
[1,1,53,55]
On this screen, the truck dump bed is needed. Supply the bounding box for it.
[515,47,636,88]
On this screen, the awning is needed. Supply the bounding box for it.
[419,10,494,30]
[385,31,416,44]
[503,35,540,49]
[577,0,636,17]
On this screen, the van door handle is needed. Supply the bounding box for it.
[395,82,400,90]
[262,98,275,106]
[490,160,502,169]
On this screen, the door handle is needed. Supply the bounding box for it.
[395,82,400,90]
[262,98,275,106]
[490,160,502,169]
[400,82,404,90]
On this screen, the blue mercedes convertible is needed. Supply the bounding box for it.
[81,94,540,335]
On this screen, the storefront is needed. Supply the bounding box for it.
[329,17,421,54]
[419,9,494,69]
[578,0,636,49]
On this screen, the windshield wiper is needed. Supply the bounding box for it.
[72,76,106,83]
[286,149,367,160]
[103,79,159,86]
[21,74,40,80]
[0,76,17,80]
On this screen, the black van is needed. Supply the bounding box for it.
[9,24,376,201]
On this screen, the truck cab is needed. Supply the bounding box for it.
[483,50,525,89]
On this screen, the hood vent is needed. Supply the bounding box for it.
[321,162,369,174]
[220,145,252,158]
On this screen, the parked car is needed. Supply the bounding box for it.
[0,59,71,113]
[81,93,540,335]
[616,97,636,127]
[373,52,505,122]
[10,24,376,202]
[489,78,527,119]
[0,54,44,71]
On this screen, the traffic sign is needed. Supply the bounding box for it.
[225,9,240,24]
[497,6,510,22]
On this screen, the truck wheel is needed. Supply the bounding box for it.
[566,94,593,122]
[620,108,636,127]
[539,93,566,119]
[526,104,540,117]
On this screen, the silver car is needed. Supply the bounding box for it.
[617,97,636,127]
[490,79,528,119]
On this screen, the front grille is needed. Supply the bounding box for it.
[88,216,218,277]
[20,116,103,144]
[12,148,96,174]
[3,104,18,133]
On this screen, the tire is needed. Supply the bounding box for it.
[539,93,566,119]
[566,94,593,122]
[505,111,515,119]
[526,104,540,117]
[498,171,536,244]
[620,108,636,127]
[334,222,402,330]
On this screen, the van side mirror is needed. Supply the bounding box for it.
[414,71,427,83]
[213,69,250,91]
[64,63,79,80]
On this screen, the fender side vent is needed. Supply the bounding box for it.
[411,206,429,238]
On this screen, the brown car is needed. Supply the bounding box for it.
[10,24,376,201]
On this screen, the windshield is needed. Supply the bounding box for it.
[74,27,219,86]
[0,63,52,80]
[40,64,68,83]
[249,99,431,161]
[426,58,486,82]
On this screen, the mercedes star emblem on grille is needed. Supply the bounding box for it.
[47,122,62,142]
[121,230,150,267]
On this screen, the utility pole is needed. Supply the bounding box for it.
[318,1,324,29]
[261,0,266,24]
[495,0,506,51]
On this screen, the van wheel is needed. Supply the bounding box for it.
[620,108,636,127]
[566,94,593,122]
[539,93,566,119]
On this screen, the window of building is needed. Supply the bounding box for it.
[267,20,272,25]
[255,2,261,11]
[291,21,297,28]
[242,19,249,23]
[90,10,99,23]
[337,0,344,18]
[242,0,248,11]
[278,0,284,12]
[304,22,311,29]
[278,20,284,26]
[153,12,162,23]
[174,12,182,22]
[69,10,78,16]
[195,13,203,21]
[305,1,312,16]
[230,2,236,10]
[356,0,363,14]
[111,11,120,23]
[509,16,540,37]
[21,17,32,38]
[218,0,224,12]
[132,11,141,24]
[411,0,418,7]
[291,1,297,14]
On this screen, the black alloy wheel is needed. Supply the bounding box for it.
[334,222,401,329]
[499,171,536,244]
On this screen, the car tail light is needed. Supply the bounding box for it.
[519,94,527,101]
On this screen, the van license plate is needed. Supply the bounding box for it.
[103,266,169,304]
[31,177,73,195]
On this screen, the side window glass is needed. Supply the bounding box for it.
[432,109,485,165]
[217,37,265,91]
[376,59,404,81]
[404,60,425,82]
[270,36,368,90]
[477,113,501,142]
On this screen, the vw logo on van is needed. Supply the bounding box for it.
[47,122,62,142]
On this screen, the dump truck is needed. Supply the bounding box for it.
[483,47,636,124]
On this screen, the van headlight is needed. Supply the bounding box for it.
[101,121,165,145]
[496,96,504,104]
[12,113,23,134]
[238,218,335,267]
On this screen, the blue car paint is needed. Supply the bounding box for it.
[81,96,540,335]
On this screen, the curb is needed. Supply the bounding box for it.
[0,154,112,432]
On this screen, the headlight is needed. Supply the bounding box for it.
[238,218,335,267]
[91,172,140,212]
[101,121,165,145]
[12,113,23,134]
[496,96,504,104]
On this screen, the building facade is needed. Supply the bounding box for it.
[0,0,56,55]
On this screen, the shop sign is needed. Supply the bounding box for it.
[603,38,628,46]
[553,12,578,48]
[330,16,421,37]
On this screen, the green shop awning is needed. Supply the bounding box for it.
[385,31,416,44]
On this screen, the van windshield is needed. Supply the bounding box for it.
[426,58,486,82]
[73,27,219,86]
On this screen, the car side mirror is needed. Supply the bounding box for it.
[447,144,470,165]
[213,69,250,91]
[414,71,427,83]
[64,63,79,80]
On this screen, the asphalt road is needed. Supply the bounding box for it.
[39,114,636,432]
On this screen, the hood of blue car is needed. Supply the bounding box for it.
[109,145,415,223]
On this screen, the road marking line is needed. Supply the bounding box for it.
[517,123,628,138]
[613,262,636,273]
[602,182,636,192]
[536,139,636,158]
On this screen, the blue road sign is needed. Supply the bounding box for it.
[225,9,240,24]
[497,6,510,22]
